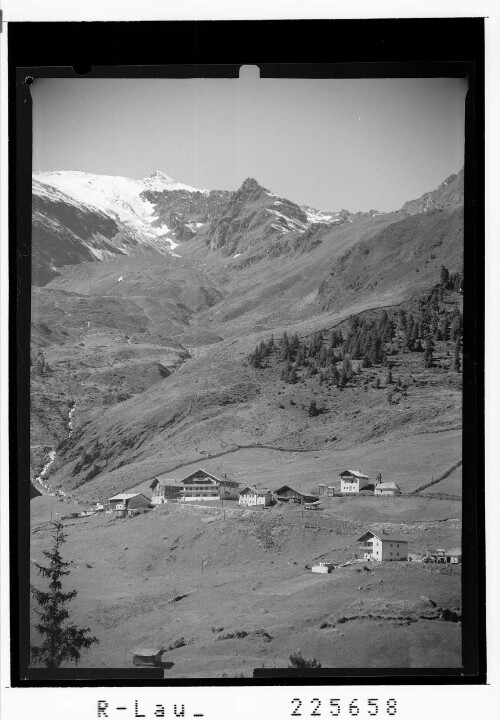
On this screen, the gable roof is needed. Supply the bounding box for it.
[240,486,270,496]
[274,485,318,500]
[108,492,147,502]
[340,469,370,480]
[357,529,408,543]
[179,468,223,483]
[376,482,401,491]
[132,647,164,657]
[150,477,177,489]
[274,485,298,495]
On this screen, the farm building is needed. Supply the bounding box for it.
[426,547,462,564]
[273,485,319,504]
[108,492,151,516]
[357,529,409,562]
[339,469,370,493]
[445,547,462,564]
[318,484,336,497]
[132,647,164,667]
[178,469,240,501]
[149,478,182,504]
[238,486,273,507]
[374,481,402,496]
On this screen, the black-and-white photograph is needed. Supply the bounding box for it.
[25,70,472,678]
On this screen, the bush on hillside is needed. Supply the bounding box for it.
[288,650,322,669]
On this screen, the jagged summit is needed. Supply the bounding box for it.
[142,170,206,194]
[240,177,264,190]
[148,170,176,182]
[234,177,270,200]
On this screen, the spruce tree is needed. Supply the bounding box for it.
[250,346,262,368]
[308,398,319,417]
[423,337,435,368]
[450,313,463,342]
[361,354,372,369]
[31,521,99,668]
[440,265,450,287]
[36,352,45,377]
[341,354,353,381]
[454,339,461,373]
[288,366,299,384]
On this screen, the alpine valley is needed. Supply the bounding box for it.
[29,167,464,673]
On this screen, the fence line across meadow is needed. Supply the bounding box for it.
[324,491,462,502]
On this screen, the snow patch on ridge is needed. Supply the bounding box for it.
[267,209,307,233]
[303,206,335,224]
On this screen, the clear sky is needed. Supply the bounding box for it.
[31,76,466,212]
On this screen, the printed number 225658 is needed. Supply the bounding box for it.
[291,698,398,717]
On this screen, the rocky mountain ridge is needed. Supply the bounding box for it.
[33,167,464,287]
[30,166,464,500]
[401,168,464,215]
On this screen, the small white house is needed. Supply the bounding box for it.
[311,562,335,574]
[339,469,370,494]
[374,481,402,496]
[357,529,408,562]
[238,486,273,507]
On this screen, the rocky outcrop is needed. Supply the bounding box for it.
[206,177,308,255]
[401,168,464,215]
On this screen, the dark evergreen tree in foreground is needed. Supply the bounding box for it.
[31,521,98,668]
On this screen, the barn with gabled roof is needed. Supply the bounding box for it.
[149,477,182,504]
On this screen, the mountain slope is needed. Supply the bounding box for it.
[401,168,464,215]
[32,171,208,285]
[31,167,464,501]
[318,207,463,312]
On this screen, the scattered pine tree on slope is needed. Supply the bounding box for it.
[244,267,463,392]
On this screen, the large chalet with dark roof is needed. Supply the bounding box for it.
[178,469,240,501]
[273,485,319,504]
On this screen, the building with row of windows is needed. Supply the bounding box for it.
[357,529,409,561]
[339,470,402,496]
[150,468,240,503]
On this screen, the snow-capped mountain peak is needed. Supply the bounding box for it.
[142,170,207,194]
[150,170,175,181]
[33,169,207,244]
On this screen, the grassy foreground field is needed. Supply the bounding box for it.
[30,487,462,676]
